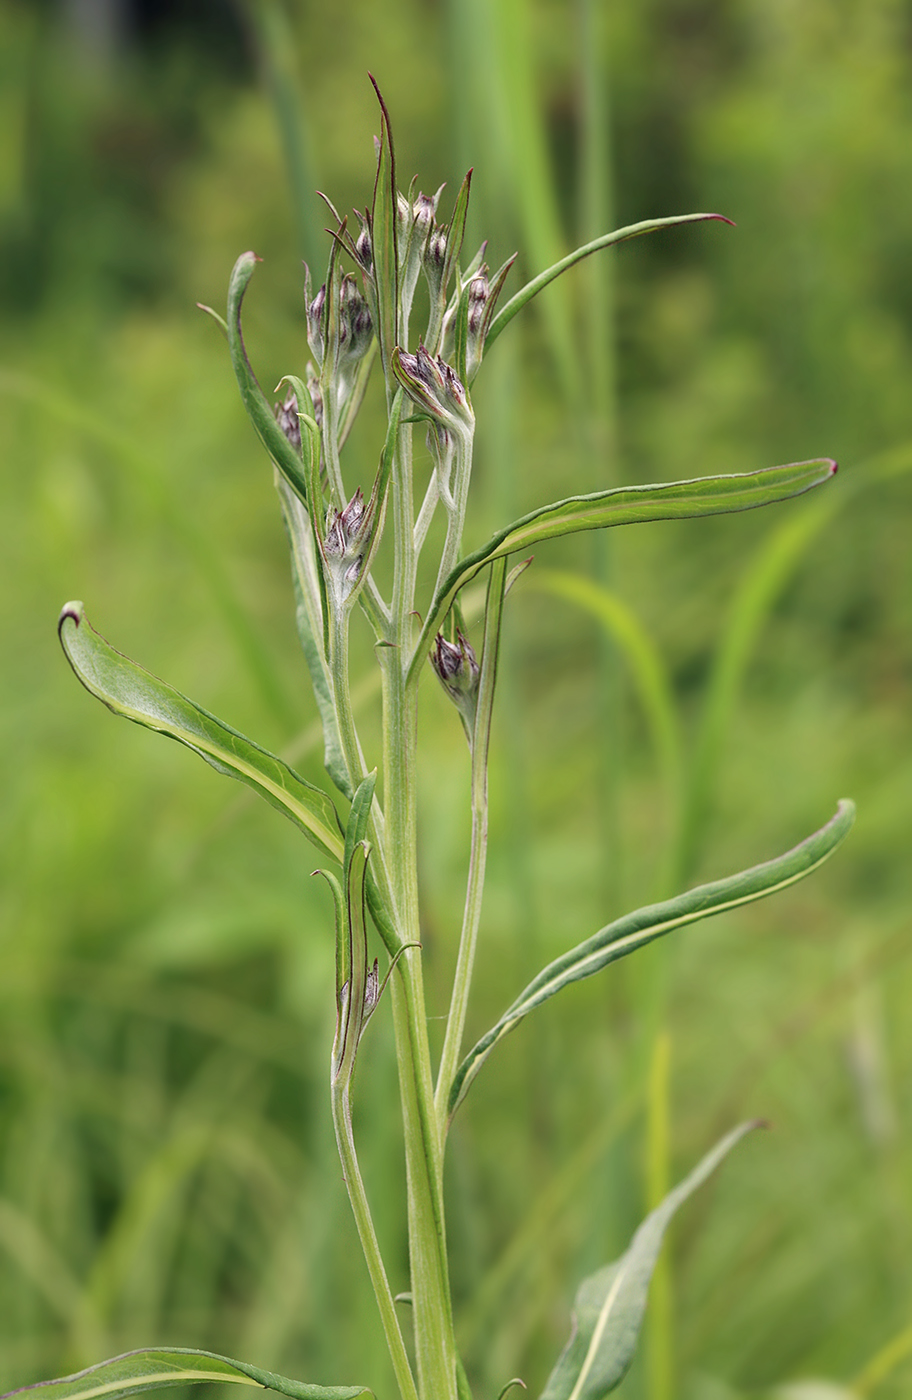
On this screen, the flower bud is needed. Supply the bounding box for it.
[431,629,480,736]
[274,387,302,452]
[322,489,373,605]
[306,281,326,364]
[338,274,373,366]
[354,219,372,273]
[392,344,474,435]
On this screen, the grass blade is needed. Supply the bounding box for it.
[528,570,682,817]
[539,1122,761,1400]
[58,601,344,864]
[449,802,855,1117]
[0,1348,370,1400]
[409,459,837,687]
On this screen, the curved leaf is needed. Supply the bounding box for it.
[484,213,734,351]
[0,1348,369,1400]
[227,251,312,504]
[58,602,344,865]
[539,1122,760,1400]
[408,459,837,686]
[449,801,855,1118]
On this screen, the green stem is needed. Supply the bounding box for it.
[432,427,475,606]
[379,424,459,1400]
[435,558,507,1136]
[331,1081,420,1400]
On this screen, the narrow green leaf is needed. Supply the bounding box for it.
[484,213,734,352]
[278,478,351,799]
[368,76,399,377]
[227,251,312,504]
[449,802,855,1117]
[58,602,344,865]
[0,1347,370,1400]
[410,459,837,687]
[344,772,377,878]
[539,1122,761,1400]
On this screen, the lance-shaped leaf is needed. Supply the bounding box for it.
[0,1347,370,1400]
[539,1122,760,1400]
[227,251,312,504]
[449,801,854,1118]
[368,76,398,377]
[484,212,734,352]
[409,459,837,686]
[58,602,344,865]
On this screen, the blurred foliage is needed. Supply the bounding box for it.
[1,0,911,1398]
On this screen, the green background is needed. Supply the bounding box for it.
[1,1,911,1397]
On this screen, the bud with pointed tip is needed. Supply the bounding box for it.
[392,344,474,436]
[306,280,326,364]
[274,387,302,451]
[323,488,374,607]
[431,629,480,737]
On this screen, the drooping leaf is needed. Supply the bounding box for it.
[409,458,837,686]
[58,602,344,865]
[449,802,855,1117]
[539,1122,760,1400]
[0,1347,370,1400]
[227,251,312,504]
[484,212,734,352]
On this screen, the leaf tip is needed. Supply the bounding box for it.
[58,600,83,633]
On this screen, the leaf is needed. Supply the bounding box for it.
[409,458,837,687]
[58,602,344,865]
[0,1347,370,1400]
[449,801,855,1118]
[539,1122,760,1400]
[484,212,734,352]
[368,76,399,376]
[227,251,312,505]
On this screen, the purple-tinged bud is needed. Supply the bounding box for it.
[338,274,373,363]
[392,344,474,434]
[306,282,326,363]
[412,192,436,240]
[324,489,366,559]
[431,629,480,735]
[425,225,448,272]
[355,219,373,273]
[274,387,302,451]
[467,269,489,335]
[322,487,374,603]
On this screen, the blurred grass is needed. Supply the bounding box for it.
[1,1,912,1398]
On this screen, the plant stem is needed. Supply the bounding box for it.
[435,557,507,1136]
[378,423,459,1400]
[331,1080,420,1400]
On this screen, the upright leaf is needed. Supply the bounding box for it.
[540,1122,760,1400]
[58,602,344,864]
[449,801,855,1117]
[368,77,399,377]
[409,459,837,686]
[0,1347,370,1400]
